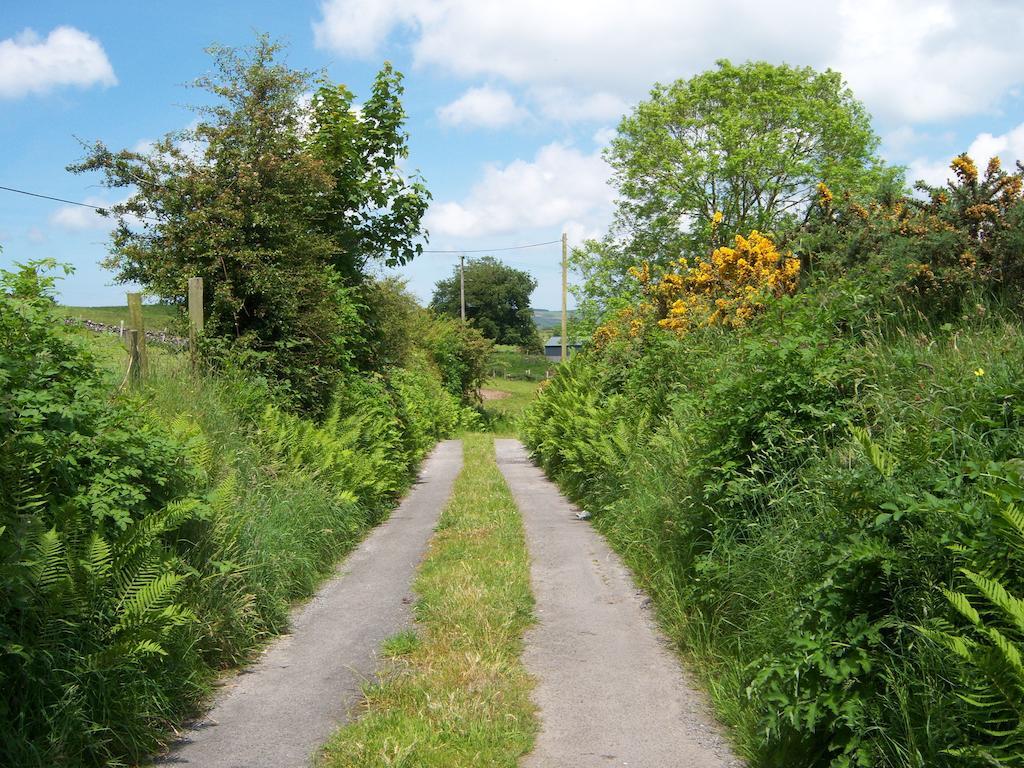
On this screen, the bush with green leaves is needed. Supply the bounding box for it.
[424,314,492,402]
[1,261,467,766]
[1,263,204,764]
[522,276,1024,767]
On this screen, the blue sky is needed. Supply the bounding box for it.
[3,1,1024,310]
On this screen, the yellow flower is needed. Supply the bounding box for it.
[951,154,978,185]
[816,182,833,208]
[974,368,985,377]
[712,210,724,225]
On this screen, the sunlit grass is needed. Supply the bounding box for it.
[318,434,537,768]
[58,304,180,330]
[481,377,543,436]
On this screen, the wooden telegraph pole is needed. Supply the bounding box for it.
[126,292,148,378]
[561,232,568,361]
[459,253,466,325]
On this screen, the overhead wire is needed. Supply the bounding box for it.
[0,184,562,252]
[0,184,161,223]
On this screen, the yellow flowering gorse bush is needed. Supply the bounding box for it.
[594,230,800,346]
[655,230,799,333]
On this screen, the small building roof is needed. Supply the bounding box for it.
[544,336,583,347]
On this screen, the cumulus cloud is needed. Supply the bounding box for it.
[425,142,613,239]
[437,86,529,128]
[0,27,116,99]
[49,198,114,231]
[906,122,1024,186]
[313,0,1024,124]
[49,196,137,232]
[530,87,628,124]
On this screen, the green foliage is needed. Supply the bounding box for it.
[608,60,895,263]
[1,263,464,766]
[68,37,428,416]
[801,154,1024,320]
[431,256,540,349]
[522,284,1024,767]
[919,470,1024,766]
[1,264,205,764]
[307,63,430,281]
[424,315,492,402]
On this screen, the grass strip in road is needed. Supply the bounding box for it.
[318,433,537,767]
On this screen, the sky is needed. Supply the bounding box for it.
[3,1,1024,310]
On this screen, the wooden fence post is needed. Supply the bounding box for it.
[127,330,142,387]
[126,292,148,378]
[188,277,204,367]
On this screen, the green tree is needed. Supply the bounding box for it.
[608,60,894,259]
[69,37,426,416]
[430,256,539,350]
[571,60,898,330]
[307,64,431,284]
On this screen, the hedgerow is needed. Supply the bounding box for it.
[0,263,472,766]
[523,154,1024,767]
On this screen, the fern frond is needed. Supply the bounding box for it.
[962,569,1024,634]
[849,424,896,478]
[943,588,982,626]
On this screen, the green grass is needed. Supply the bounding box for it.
[487,345,554,381]
[318,433,537,768]
[59,303,181,331]
[481,378,541,436]
[69,324,183,383]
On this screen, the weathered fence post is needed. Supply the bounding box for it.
[127,329,142,387]
[188,277,204,368]
[126,292,148,378]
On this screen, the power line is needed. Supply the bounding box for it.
[0,184,160,223]
[1,184,563,252]
[421,239,561,254]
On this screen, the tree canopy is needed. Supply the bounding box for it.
[609,60,895,258]
[69,37,429,414]
[572,60,899,330]
[430,256,539,349]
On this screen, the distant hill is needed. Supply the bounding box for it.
[531,308,577,330]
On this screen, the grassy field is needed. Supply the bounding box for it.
[481,378,542,436]
[488,344,554,381]
[318,434,536,767]
[59,303,181,331]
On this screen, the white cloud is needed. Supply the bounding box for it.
[530,87,628,124]
[425,141,613,238]
[26,227,47,243]
[0,27,116,99]
[907,157,953,187]
[49,196,134,232]
[312,0,420,57]
[313,0,1024,125]
[906,122,1024,186]
[967,124,1024,170]
[437,86,529,128]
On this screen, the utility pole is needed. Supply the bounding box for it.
[561,232,568,362]
[460,253,466,325]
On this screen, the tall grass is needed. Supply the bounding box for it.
[521,293,1024,767]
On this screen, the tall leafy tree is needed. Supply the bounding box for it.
[430,256,539,350]
[69,37,426,415]
[609,60,895,259]
[307,64,431,283]
[571,60,898,331]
